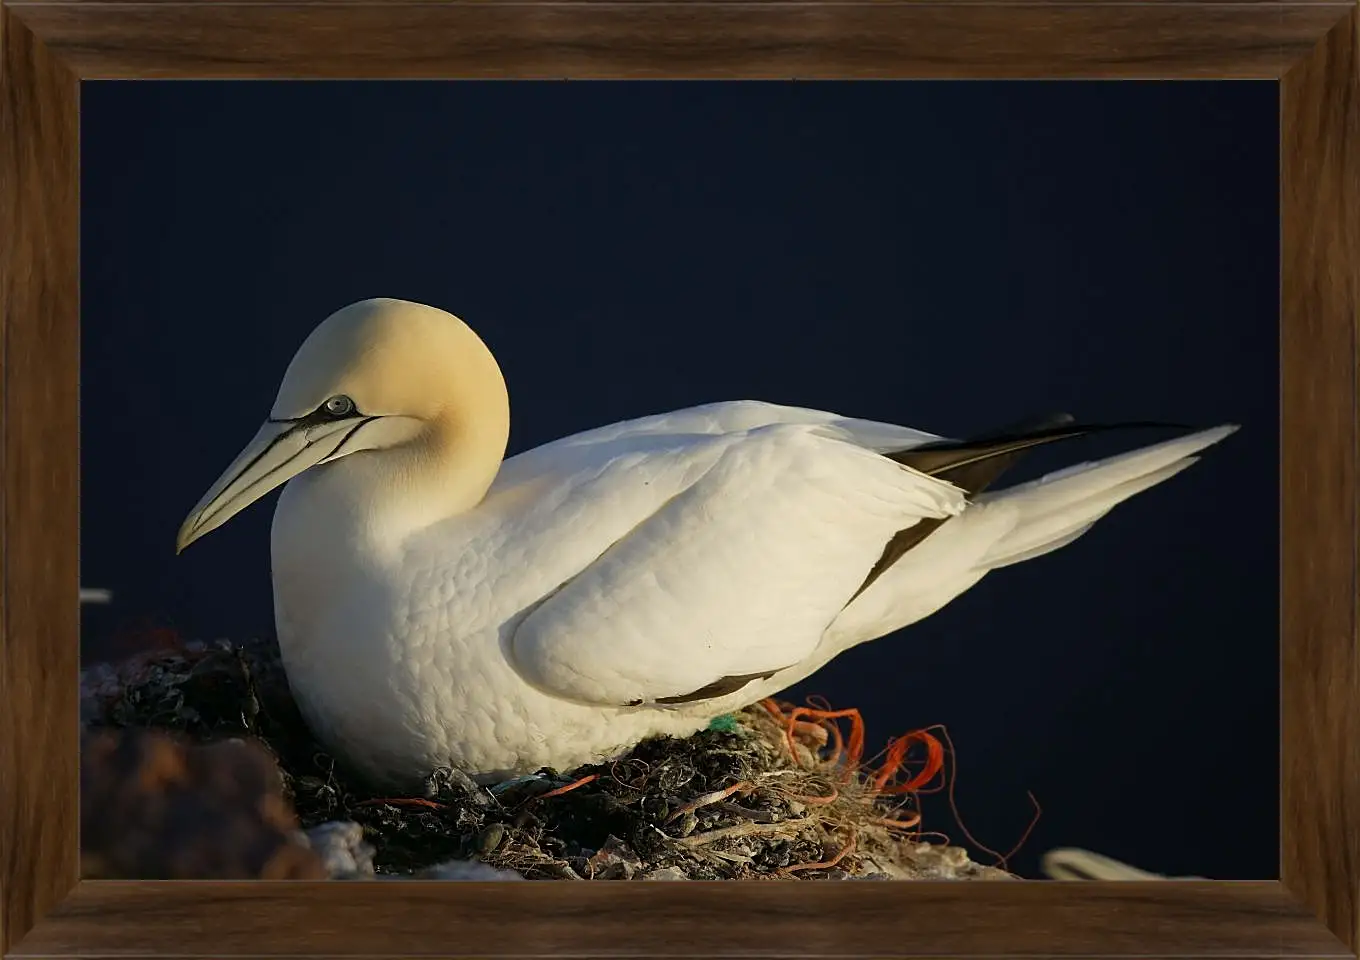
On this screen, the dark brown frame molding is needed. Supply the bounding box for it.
[2,2,1356,957]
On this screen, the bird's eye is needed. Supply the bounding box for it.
[323,395,355,417]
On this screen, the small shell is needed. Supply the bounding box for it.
[475,822,506,857]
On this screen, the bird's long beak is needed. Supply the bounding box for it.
[176,416,364,553]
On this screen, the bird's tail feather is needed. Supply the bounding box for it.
[972,424,1236,570]
[830,421,1236,651]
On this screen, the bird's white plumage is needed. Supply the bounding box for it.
[506,421,963,707]
[177,299,1237,787]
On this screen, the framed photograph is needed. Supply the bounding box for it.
[3,2,1356,957]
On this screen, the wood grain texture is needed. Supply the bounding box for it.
[1,0,1356,957]
[4,2,1349,79]
[1281,5,1360,952]
[9,881,1354,958]
[9,0,1342,5]
[0,5,80,957]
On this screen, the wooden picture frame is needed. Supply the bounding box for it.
[2,2,1355,956]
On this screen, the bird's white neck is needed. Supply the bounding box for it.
[383,401,512,536]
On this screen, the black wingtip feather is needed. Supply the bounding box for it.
[848,417,1203,604]
[890,418,1199,495]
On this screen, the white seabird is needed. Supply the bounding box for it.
[177,298,1236,788]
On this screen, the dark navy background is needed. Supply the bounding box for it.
[80,81,1279,880]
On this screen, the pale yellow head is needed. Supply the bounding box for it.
[176,298,510,552]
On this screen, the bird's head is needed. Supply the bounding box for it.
[175,297,508,553]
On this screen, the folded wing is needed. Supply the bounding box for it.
[506,422,963,707]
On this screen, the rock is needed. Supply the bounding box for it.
[425,766,497,809]
[643,866,690,880]
[582,835,644,880]
[474,822,507,857]
[81,727,326,880]
[893,842,1015,881]
[302,820,376,878]
[416,859,526,881]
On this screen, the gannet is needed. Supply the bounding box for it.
[177,298,1236,788]
[1042,848,1205,881]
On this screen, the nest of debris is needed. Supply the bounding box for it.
[81,635,1016,881]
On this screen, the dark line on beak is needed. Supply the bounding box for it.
[324,417,377,462]
[255,419,362,487]
[221,422,305,494]
[191,418,362,533]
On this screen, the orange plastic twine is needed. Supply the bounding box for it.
[870,728,946,796]
[758,697,1041,871]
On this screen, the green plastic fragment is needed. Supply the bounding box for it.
[707,714,740,733]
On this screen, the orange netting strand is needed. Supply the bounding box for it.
[761,699,870,781]
[780,827,858,876]
[760,699,1044,871]
[534,773,599,801]
[876,809,923,831]
[791,707,865,778]
[869,728,946,796]
[760,697,944,797]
